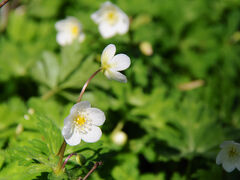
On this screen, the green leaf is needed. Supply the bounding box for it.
[111,154,139,180]
[31,51,59,88]
[58,43,83,83]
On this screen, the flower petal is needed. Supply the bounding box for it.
[102,1,114,7]
[109,54,130,71]
[62,114,74,139]
[220,141,235,148]
[64,128,82,146]
[101,44,116,65]
[81,126,102,143]
[86,108,105,126]
[99,22,117,39]
[56,32,73,46]
[216,150,225,165]
[55,17,78,31]
[71,101,91,114]
[55,20,68,31]
[222,161,236,172]
[115,13,129,34]
[91,11,102,24]
[236,160,240,171]
[78,33,85,42]
[105,70,127,83]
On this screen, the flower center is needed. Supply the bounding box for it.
[102,61,111,71]
[105,10,118,25]
[228,146,238,158]
[71,25,79,36]
[74,115,86,126]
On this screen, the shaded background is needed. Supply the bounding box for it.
[0,0,240,179]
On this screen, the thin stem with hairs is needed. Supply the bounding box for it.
[61,153,77,169]
[0,0,9,8]
[77,68,102,102]
[78,162,103,180]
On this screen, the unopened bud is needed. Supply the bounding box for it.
[178,80,204,91]
[139,42,153,56]
[24,114,30,120]
[28,108,35,115]
[76,154,86,166]
[16,124,24,135]
[111,131,127,146]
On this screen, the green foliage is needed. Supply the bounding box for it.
[0,0,240,179]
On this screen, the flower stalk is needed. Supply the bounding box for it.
[77,68,102,102]
[56,68,102,173]
[78,161,103,180]
[0,0,9,8]
[62,153,77,169]
[55,140,67,173]
[55,44,130,175]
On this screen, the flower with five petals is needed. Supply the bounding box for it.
[55,17,85,46]
[91,1,129,39]
[62,101,105,146]
[216,141,240,172]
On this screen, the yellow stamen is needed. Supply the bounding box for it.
[228,146,238,157]
[106,11,118,24]
[102,62,111,71]
[75,115,86,126]
[71,26,79,36]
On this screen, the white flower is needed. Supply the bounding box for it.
[101,44,130,83]
[91,1,129,39]
[216,141,240,172]
[55,17,85,46]
[62,101,105,146]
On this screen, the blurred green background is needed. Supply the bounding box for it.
[1,0,240,179]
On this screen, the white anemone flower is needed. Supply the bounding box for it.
[62,101,105,146]
[216,141,240,172]
[55,17,85,46]
[101,44,130,83]
[91,1,129,39]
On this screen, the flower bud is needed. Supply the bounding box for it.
[24,114,30,120]
[28,108,35,115]
[111,131,127,146]
[76,154,86,166]
[16,124,24,135]
[139,42,153,56]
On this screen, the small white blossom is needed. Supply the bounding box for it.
[55,17,85,46]
[101,44,130,83]
[62,101,105,146]
[216,141,240,172]
[91,1,129,39]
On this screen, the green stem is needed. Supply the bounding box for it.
[112,121,124,134]
[41,87,59,100]
[55,68,102,174]
[55,140,67,173]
